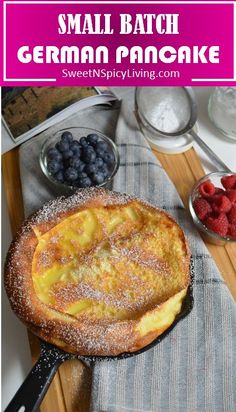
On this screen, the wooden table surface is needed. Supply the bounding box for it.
[2,146,236,412]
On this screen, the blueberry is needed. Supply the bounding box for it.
[69,140,80,148]
[102,151,115,164]
[86,145,94,152]
[86,133,99,145]
[91,172,105,185]
[54,170,64,182]
[77,172,88,179]
[85,163,97,176]
[82,145,94,157]
[47,148,58,158]
[95,140,109,152]
[61,131,73,143]
[77,161,86,172]
[62,150,73,160]
[72,147,82,157]
[95,148,105,158]
[95,157,104,168]
[82,149,96,164]
[70,141,82,156]
[47,160,62,175]
[47,148,62,162]
[69,156,81,169]
[64,167,78,182]
[72,139,80,146]
[56,140,70,153]
[100,165,110,178]
[80,136,88,147]
[77,177,92,188]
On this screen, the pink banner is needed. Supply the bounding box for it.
[1,1,235,86]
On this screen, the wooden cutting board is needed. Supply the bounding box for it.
[2,146,236,412]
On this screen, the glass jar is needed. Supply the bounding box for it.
[208,87,236,140]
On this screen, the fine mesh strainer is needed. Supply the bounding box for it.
[135,87,231,172]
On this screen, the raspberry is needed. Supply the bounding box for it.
[205,213,228,237]
[208,194,222,204]
[212,195,232,214]
[193,198,212,220]
[228,224,236,238]
[228,206,236,225]
[214,187,225,195]
[225,190,236,205]
[198,180,215,198]
[221,174,236,190]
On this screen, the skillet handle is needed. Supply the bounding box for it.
[4,344,64,412]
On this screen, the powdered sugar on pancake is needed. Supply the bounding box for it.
[4,187,190,356]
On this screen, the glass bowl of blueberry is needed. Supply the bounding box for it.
[40,127,120,191]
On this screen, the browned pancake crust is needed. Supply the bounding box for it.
[5,188,190,356]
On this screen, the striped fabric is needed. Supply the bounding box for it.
[19,87,236,412]
[90,88,236,412]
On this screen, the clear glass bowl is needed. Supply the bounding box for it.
[40,127,120,192]
[208,87,236,141]
[189,172,236,246]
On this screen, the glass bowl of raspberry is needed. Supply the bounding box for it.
[189,172,236,245]
[40,127,120,192]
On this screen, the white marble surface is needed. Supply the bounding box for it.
[2,183,32,410]
[1,86,235,409]
[194,87,235,173]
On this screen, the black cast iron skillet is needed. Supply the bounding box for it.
[5,259,194,412]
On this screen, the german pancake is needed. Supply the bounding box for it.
[5,188,190,356]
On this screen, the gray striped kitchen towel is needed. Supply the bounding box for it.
[19,87,236,412]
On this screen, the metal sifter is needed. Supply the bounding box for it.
[135,87,231,172]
